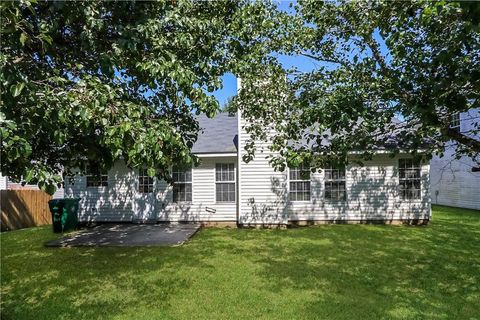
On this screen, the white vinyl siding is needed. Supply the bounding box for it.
[430,108,480,210]
[430,151,480,210]
[238,112,288,224]
[65,161,135,222]
[0,175,7,190]
[157,157,237,222]
[286,156,430,222]
[65,106,435,224]
[238,107,430,224]
[66,158,238,223]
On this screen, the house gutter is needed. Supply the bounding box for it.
[236,78,242,226]
[195,152,237,158]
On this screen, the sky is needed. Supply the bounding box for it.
[212,52,319,107]
[212,0,319,107]
[212,0,391,108]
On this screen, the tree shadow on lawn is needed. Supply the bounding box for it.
[1,206,479,320]
[248,208,480,319]
[1,227,218,320]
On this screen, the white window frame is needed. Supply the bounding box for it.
[86,169,108,188]
[138,168,154,193]
[399,159,421,200]
[172,167,192,203]
[288,164,311,202]
[215,163,236,203]
[324,165,346,201]
[450,112,460,132]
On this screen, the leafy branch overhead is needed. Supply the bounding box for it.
[0,0,283,193]
[1,0,479,194]
[237,1,480,170]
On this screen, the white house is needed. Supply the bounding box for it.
[0,174,64,198]
[430,108,480,210]
[65,111,432,226]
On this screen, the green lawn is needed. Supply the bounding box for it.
[1,205,479,320]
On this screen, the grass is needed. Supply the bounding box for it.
[1,205,480,320]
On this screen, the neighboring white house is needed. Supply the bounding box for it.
[65,110,432,225]
[430,108,480,210]
[0,174,7,190]
[0,174,64,198]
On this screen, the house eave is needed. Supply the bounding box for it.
[348,149,428,155]
[194,152,238,158]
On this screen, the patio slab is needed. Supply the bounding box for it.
[44,223,201,247]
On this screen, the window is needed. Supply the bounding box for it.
[289,164,311,201]
[86,171,108,187]
[399,159,421,200]
[324,165,346,200]
[216,163,235,202]
[450,113,460,132]
[172,167,192,202]
[138,169,154,193]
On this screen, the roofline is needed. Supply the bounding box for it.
[195,152,238,158]
[192,149,427,158]
[348,149,428,155]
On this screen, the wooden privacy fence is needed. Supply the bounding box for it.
[1,190,52,231]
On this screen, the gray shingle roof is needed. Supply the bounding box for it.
[293,117,411,150]
[192,113,238,154]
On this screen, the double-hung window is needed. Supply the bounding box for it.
[172,167,192,202]
[86,170,108,187]
[289,164,311,201]
[216,163,235,202]
[324,165,346,200]
[138,168,154,193]
[450,113,460,132]
[399,159,421,200]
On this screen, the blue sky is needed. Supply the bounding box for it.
[212,52,319,107]
[212,0,318,107]
[212,0,390,108]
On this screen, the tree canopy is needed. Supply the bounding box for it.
[1,0,479,193]
[237,0,480,170]
[0,0,281,193]
[221,96,237,114]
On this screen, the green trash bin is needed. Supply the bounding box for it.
[48,198,80,233]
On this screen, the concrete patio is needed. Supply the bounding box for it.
[44,223,201,247]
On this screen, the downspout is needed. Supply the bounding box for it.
[236,77,242,226]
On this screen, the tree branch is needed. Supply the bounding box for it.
[299,52,348,67]
[444,127,480,153]
[363,35,390,75]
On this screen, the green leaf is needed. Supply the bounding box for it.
[24,169,34,183]
[147,167,156,177]
[44,183,56,195]
[10,83,25,97]
[40,33,53,45]
[19,32,28,46]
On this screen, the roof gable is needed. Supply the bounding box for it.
[192,113,238,154]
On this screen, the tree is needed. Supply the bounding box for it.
[0,0,281,194]
[221,96,237,114]
[237,0,480,170]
